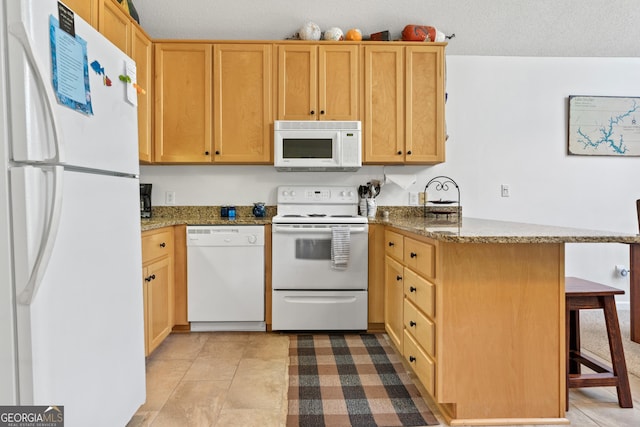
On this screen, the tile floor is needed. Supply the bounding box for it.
[127,331,640,427]
[127,332,289,427]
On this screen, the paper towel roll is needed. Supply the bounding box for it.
[384,174,417,189]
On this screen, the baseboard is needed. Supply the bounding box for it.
[617,301,630,311]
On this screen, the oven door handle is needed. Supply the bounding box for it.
[273,225,368,234]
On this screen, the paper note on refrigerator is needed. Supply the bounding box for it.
[125,60,137,106]
[49,16,93,115]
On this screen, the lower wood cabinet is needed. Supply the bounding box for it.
[141,227,175,355]
[384,241,405,350]
[382,226,566,424]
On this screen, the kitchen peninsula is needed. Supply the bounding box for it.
[379,215,639,426]
[141,209,640,425]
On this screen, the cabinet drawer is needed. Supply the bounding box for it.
[403,299,435,357]
[385,230,404,260]
[403,330,435,397]
[404,237,436,279]
[142,228,173,263]
[403,268,435,319]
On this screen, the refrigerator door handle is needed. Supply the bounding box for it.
[18,166,64,305]
[8,22,65,164]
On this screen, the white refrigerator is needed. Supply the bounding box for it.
[0,1,146,426]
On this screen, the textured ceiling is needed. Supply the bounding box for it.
[133,0,640,57]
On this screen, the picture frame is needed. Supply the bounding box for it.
[568,95,640,156]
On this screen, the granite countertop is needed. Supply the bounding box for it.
[141,206,640,244]
[381,216,640,244]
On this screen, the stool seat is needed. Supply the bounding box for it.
[565,276,632,408]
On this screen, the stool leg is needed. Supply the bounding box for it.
[603,296,633,408]
[568,309,581,374]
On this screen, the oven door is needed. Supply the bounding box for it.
[272,223,368,290]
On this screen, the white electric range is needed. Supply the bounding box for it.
[271,186,368,331]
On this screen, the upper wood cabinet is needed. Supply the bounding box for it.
[98,0,131,54]
[95,1,153,163]
[154,43,213,163]
[213,44,272,163]
[154,43,273,164]
[363,44,446,164]
[277,44,358,121]
[132,27,153,163]
[362,45,404,163]
[64,0,99,27]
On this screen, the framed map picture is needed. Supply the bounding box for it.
[568,95,640,156]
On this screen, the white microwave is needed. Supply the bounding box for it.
[274,120,362,171]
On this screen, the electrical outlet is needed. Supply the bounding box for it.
[409,192,419,205]
[419,192,426,205]
[501,184,510,197]
[165,191,176,205]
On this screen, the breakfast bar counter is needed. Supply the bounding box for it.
[381,216,640,244]
[379,217,640,426]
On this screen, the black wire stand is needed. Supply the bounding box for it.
[423,176,461,223]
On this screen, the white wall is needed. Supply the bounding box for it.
[136,0,640,303]
[134,0,640,57]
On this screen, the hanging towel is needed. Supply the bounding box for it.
[331,226,350,270]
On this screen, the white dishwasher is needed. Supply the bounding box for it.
[186,225,265,331]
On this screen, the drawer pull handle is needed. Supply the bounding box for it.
[410,286,417,293]
[397,150,402,155]
[409,356,416,363]
[410,320,416,327]
[145,274,156,282]
[388,241,395,247]
[160,242,166,248]
[396,275,402,281]
[410,252,417,258]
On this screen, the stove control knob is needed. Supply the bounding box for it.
[340,191,347,197]
[282,190,289,197]
[247,235,257,244]
[290,191,296,197]
[348,191,354,197]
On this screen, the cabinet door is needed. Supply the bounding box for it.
[131,27,153,163]
[213,44,272,163]
[65,0,99,27]
[385,256,404,350]
[145,256,173,355]
[98,0,130,54]
[362,46,404,163]
[154,43,213,163]
[318,45,358,120]
[276,45,316,120]
[405,46,445,163]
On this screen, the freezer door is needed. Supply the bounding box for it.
[11,167,145,426]
[5,0,139,175]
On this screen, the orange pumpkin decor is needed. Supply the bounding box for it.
[345,28,362,41]
[402,25,445,42]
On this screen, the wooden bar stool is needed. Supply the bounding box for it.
[566,276,633,408]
